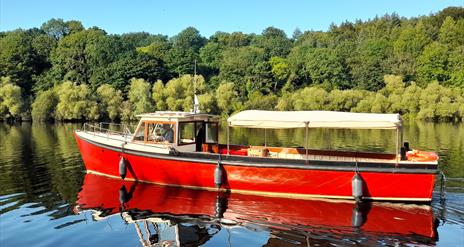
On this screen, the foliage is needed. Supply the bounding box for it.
[54,81,99,120]
[0,77,23,120]
[31,89,58,121]
[2,7,464,122]
[128,78,153,117]
[96,84,123,120]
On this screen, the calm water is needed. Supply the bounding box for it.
[0,122,463,247]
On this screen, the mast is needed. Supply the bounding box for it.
[193,59,200,113]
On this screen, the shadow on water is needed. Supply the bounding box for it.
[0,122,463,246]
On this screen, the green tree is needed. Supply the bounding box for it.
[417,42,449,85]
[447,46,464,87]
[392,21,431,80]
[152,80,167,110]
[136,35,171,61]
[398,82,421,116]
[54,81,99,120]
[0,30,42,94]
[31,89,58,121]
[215,82,239,115]
[350,39,391,90]
[40,18,84,40]
[96,84,123,120]
[438,17,464,47]
[164,75,205,111]
[269,56,290,91]
[166,27,206,75]
[252,27,292,58]
[0,77,23,120]
[128,78,153,116]
[219,46,266,97]
[243,91,278,110]
[292,87,329,110]
[305,47,351,89]
[198,93,217,113]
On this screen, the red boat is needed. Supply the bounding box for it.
[74,110,439,202]
[75,173,437,246]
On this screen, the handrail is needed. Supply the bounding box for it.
[81,122,171,150]
[82,123,132,139]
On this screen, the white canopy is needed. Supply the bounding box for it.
[227,110,402,129]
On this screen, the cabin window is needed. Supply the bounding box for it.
[147,122,175,143]
[178,122,196,145]
[205,122,218,144]
[133,122,146,141]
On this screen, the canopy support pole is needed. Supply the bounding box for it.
[400,125,403,148]
[264,129,267,147]
[227,122,230,155]
[305,122,309,162]
[395,127,400,164]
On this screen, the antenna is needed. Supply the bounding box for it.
[193,60,200,113]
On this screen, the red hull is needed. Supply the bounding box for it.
[76,173,437,238]
[74,132,436,201]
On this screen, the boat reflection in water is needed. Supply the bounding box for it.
[75,174,438,246]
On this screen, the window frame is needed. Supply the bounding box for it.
[204,121,219,144]
[177,121,198,146]
[132,120,177,144]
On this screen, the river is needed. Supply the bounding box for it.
[0,122,463,246]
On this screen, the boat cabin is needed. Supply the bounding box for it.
[132,111,220,152]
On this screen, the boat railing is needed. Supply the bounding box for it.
[82,122,133,141]
[81,123,171,150]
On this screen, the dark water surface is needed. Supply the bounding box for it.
[0,123,463,246]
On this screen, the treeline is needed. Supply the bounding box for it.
[1,7,463,122]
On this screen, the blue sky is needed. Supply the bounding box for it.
[1,0,463,37]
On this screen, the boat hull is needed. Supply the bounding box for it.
[74,131,436,202]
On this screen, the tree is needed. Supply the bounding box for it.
[215,82,239,115]
[0,30,41,94]
[164,75,205,111]
[166,27,206,75]
[31,89,58,121]
[243,91,278,110]
[252,27,292,58]
[305,47,351,89]
[392,21,431,80]
[136,35,171,61]
[96,84,123,120]
[350,39,391,90]
[54,81,99,120]
[0,77,23,120]
[292,87,329,110]
[416,42,449,85]
[438,17,464,47]
[50,29,107,85]
[199,42,223,72]
[269,57,290,91]
[219,46,266,97]
[40,18,83,40]
[401,82,422,115]
[447,45,464,87]
[198,93,217,113]
[95,52,167,93]
[128,78,153,116]
[152,80,167,110]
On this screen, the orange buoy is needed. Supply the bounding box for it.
[406,150,439,162]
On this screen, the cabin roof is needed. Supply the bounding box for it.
[137,111,219,122]
[227,110,402,129]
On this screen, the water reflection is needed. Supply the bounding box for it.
[0,122,463,246]
[75,174,438,246]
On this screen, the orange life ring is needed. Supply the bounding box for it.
[406,150,439,162]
